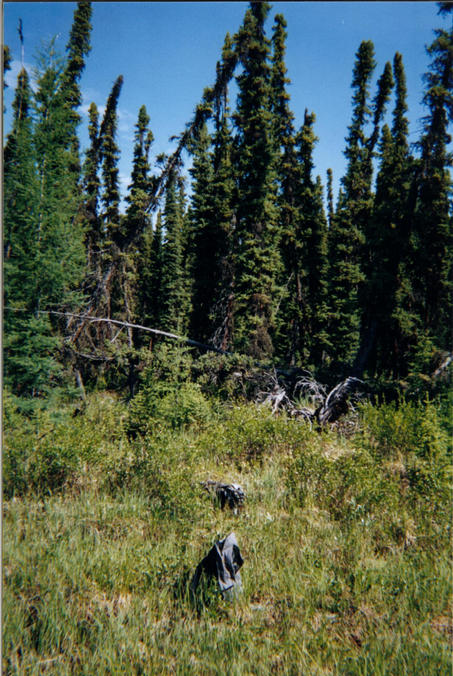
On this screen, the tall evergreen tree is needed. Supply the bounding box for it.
[122,104,155,339]
[4,44,11,77]
[149,211,164,326]
[364,54,415,377]
[100,75,123,248]
[328,42,393,370]
[352,60,396,375]
[5,3,92,398]
[133,209,164,338]
[178,176,193,331]
[3,44,12,111]
[270,13,295,157]
[233,1,281,359]
[207,35,237,350]
[269,12,303,363]
[326,168,334,229]
[307,178,330,367]
[82,102,102,273]
[61,0,92,182]
[3,68,36,263]
[187,122,215,342]
[159,169,187,334]
[124,104,154,243]
[3,68,46,395]
[4,54,84,396]
[33,40,86,314]
[209,110,236,350]
[328,41,376,366]
[294,112,329,366]
[411,12,452,357]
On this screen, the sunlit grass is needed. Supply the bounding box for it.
[3,394,452,674]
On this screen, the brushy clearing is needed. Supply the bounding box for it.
[3,386,452,675]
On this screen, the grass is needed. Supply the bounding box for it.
[3,389,452,674]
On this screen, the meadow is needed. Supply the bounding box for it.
[3,352,452,675]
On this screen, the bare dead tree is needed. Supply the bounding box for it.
[257,372,365,427]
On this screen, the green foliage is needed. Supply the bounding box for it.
[358,397,451,523]
[412,24,452,352]
[159,170,189,334]
[198,402,311,465]
[4,12,90,399]
[3,5,453,668]
[294,114,330,365]
[364,51,415,379]
[3,392,452,674]
[124,104,154,244]
[3,314,63,398]
[289,443,400,534]
[327,41,377,366]
[3,43,11,87]
[61,0,93,177]
[4,0,452,411]
[126,345,213,436]
[81,101,102,267]
[190,351,263,401]
[105,433,205,520]
[128,380,212,436]
[187,122,217,343]
[3,391,127,499]
[99,74,123,246]
[359,397,450,460]
[232,2,281,359]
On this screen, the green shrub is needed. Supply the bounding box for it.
[105,433,204,519]
[198,402,311,465]
[3,391,127,498]
[359,397,450,460]
[127,380,213,436]
[191,351,266,401]
[288,442,399,528]
[3,419,78,499]
[358,399,451,508]
[125,345,214,436]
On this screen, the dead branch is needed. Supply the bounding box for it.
[43,310,233,356]
[432,353,452,379]
[257,374,365,427]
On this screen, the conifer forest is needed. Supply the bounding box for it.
[3,2,453,674]
[3,0,452,396]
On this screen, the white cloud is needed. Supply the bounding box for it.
[80,90,135,139]
[79,101,106,118]
[118,172,131,206]
[118,108,135,123]
[118,108,136,137]
[4,59,37,92]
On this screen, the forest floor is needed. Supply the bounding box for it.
[3,389,452,675]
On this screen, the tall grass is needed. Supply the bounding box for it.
[3,388,452,674]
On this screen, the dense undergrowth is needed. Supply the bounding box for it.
[3,348,452,674]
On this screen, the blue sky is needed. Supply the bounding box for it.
[3,2,448,209]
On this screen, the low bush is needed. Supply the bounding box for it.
[197,402,312,466]
[358,397,451,522]
[288,442,400,532]
[104,432,205,520]
[191,351,273,401]
[3,391,127,498]
[125,345,214,437]
[359,396,450,460]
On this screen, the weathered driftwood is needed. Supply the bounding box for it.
[432,353,452,379]
[314,377,363,425]
[259,374,364,427]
